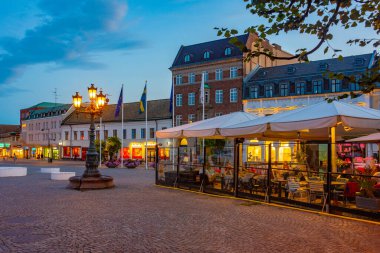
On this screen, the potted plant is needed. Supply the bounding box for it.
[355,168,380,211]
[105,159,121,168]
[124,159,138,169]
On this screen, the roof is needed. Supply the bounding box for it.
[62,99,172,125]
[0,125,20,135]
[247,53,374,83]
[27,104,72,120]
[23,102,66,110]
[171,34,250,68]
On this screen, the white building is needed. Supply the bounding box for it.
[20,102,73,159]
[60,99,172,161]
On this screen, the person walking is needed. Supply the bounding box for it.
[13,153,17,164]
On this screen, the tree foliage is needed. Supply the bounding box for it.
[105,136,121,160]
[216,0,380,100]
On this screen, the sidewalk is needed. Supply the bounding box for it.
[0,158,86,167]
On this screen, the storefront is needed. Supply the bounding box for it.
[62,146,71,158]
[11,145,23,158]
[131,143,143,159]
[0,142,10,157]
[121,147,130,159]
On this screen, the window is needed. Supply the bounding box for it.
[230,67,238,78]
[202,71,209,81]
[331,79,341,92]
[123,129,127,139]
[312,80,322,94]
[215,90,223,104]
[104,130,108,139]
[203,51,210,59]
[296,82,305,95]
[176,115,182,126]
[65,131,69,141]
[230,88,238,102]
[141,128,146,139]
[225,47,232,56]
[80,131,84,140]
[95,130,100,140]
[280,83,288,96]
[352,75,361,91]
[188,93,195,106]
[188,114,196,123]
[113,129,117,137]
[216,69,223,80]
[175,74,182,85]
[131,129,136,139]
[215,112,223,117]
[184,54,190,63]
[287,67,296,74]
[204,90,209,104]
[265,85,273,97]
[319,63,328,71]
[73,131,78,141]
[250,86,259,98]
[176,94,183,106]
[189,73,195,84]
[150,128,155,139]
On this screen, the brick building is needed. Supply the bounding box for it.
[170,33,297,126]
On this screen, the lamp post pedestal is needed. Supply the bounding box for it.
[68,110,114,190]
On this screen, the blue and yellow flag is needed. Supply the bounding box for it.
[139,82,147,114]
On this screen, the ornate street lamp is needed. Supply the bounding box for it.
[68,84,114,190]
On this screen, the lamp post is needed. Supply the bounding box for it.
[41,128,53,163]
[68,84,114,190]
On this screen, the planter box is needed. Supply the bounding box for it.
[356,196,380,211]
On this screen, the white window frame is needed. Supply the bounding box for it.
[188,93,195,106]
[265,85,273,98]
[296,82,305,95]
[175,115,182,126]
[189,73,195,84]
[176,94,183,106]
[215,90,223,104]
[184,55,190,63]
[188,114,195,123]
[175,74,182,85]
[230,67,238,78]
[202,71,209,81]
[216,69,223,80]
[204,51,210,59]
[331,79,341,92]
[230,88,238,102]
[280,83,288,97]
[225,47,231,56]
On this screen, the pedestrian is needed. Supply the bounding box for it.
[13,153,17,164]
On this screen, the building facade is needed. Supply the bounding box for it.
[242,52,380,162]
[20,103,73,159]
[0,125,22,158]
[61,99,172,161]
[170,33,298,126]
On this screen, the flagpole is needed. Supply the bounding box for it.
[99,116,102,167]
[145,81,148,170]
[201,73,205,162]
[172,77,175,171]
[121,84,124,168]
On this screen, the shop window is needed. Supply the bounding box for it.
[247,146,262,162]
[279,146,292,162]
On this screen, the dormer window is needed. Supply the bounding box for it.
[287,67,296,74]
[354,58,364,66]
[184,54,190,63]
[259,71,267,77]
[203,51,210,59]
[319,63,328,71]
[224,47,232,56]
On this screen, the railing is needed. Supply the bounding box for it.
[155,142,380,220]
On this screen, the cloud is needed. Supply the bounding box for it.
[0,0,141,85]
[0,85,29,97]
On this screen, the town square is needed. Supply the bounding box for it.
[0,0,380,252]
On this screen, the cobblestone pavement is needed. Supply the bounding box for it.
[0,162,379,253]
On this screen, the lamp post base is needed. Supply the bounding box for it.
[68,175,114,190]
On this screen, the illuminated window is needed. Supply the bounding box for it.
[247,146,262,162]
[279,146,292,162]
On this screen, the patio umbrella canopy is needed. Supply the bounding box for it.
[347,132,380,142]
[156,111,259,139]
[220,101,380,140]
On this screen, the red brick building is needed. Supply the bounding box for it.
[170,33,297,126]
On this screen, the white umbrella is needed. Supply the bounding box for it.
[221,101,380,138]
[156,111,259,139]
[347,132,380,142]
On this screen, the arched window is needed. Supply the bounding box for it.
[225,47,232,56]
[203,51,210,59]
[184,54,190,63]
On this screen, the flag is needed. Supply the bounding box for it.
[115,86,123,117]
[169,83,173,113]
[200,72,205,105]
[139,82,147,114]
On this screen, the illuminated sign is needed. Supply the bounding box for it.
[0,143,4,148]
[5,143,10,148]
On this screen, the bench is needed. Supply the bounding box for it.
[41,168,60,173]
[51,172,76,180]
[0,167,27,177]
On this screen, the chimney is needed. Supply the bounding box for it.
[273,43,282,50]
